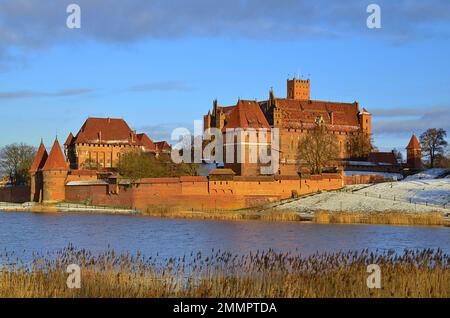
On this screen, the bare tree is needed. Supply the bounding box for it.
[297,125,339,175]
[347,132,373,159]
[117,150,198,183]
[419,128,448,168]
[392,148,403,163]
[0,143,36,186]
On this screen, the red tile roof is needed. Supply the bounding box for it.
[29,142,48,173]
[406,134,421,149]
[72,117,138,145]
[64,132,74,146]
[223,100,271,131]
[136,133,156,152]
[42,138,68,171]
[368,152,398,165]
[274,99,361,129]
[155,141,172,153]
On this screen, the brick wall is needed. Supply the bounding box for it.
[0,186,30,203]
[344,174,387,185]
[65,173,343,211]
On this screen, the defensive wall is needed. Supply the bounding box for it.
[65,174,344,211]
[0,186,30,203]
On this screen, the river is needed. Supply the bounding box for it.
[1,211,449,264]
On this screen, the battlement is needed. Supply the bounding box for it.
[287,78,310,100]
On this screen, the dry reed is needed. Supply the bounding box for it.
[314,211,445,226]
[1,246,448,298]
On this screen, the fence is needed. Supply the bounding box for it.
[340,186,450,211]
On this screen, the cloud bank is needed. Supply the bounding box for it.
[1,0,449,52]
[372,106,450,136]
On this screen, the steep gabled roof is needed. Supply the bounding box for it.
[64,132,74,147]
[273,99,360,128]
[42,138,68,171]
[368,152,398,165]
[72,117,138,145]
[406,134,421,150]
[223,100,271,131]
[155,141,172,153]
[136,133,156,152]
[29,141,48,173]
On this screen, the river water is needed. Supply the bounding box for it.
[1,212,449,264]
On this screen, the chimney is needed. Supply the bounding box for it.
[98,131,102,142]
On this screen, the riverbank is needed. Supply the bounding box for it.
[1,247,448,298]
[2,201,449,226]
[0,202,139,215]
[142,209,450,227]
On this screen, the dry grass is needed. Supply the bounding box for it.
[0,246,448,298]
[314,211,445,226]
[143,208,304,222]
[144,208,448,227]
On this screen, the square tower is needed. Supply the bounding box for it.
[287,78,310,100]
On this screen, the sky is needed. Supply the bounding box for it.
[1,0,450,154]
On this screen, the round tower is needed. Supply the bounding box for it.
[41,138,69,203]
[406,134,422,170]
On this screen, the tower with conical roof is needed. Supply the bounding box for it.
[41,137,68,203]
[29,140,48,202]
[406,134,422,170]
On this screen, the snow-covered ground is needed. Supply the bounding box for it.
[344,170,403,180]
[275,191,450,213]
[404,168,450,181]
[276,170,450,214]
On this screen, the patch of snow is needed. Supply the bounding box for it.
[346,161,377,166]
[344,171,403,180]
[404,168,450,181]
[276,178,450,213]
[66,180,108,186]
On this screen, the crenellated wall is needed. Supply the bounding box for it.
[65,174,344,211]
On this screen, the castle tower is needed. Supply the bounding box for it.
[406,134,422,170]
[41,137,68,203]
[287,78,310,100]
[29,140,48,202]
[359,107,372,136]
[204,110,211,130]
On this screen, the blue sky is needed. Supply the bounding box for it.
[1,0,450,154]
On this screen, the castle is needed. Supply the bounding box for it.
[25,78,423,206]
[64,117,171,170]
[29,118,171,203]
[204,78,372,176]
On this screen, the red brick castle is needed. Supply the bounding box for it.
[204,78,372,175]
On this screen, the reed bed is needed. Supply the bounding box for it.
[144,208,447,227]
[314,211,445,226]
[1,246,448,298]
[143,209,305,222]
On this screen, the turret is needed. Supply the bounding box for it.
[406,134,422,170]
[359,107,371,136]
[41,137,68,203]
[29,140,48,202]
[287,77,310,100]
